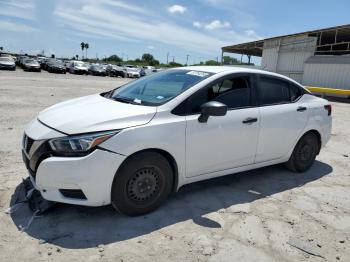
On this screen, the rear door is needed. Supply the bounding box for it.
[255,75,309,162]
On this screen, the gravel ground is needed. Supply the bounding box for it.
[0,69,349,262]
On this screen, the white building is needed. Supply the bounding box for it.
[221,24,350,90]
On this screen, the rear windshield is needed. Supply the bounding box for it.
[109,69,213,106]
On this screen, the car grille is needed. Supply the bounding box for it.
[22,134,52,180]
[23,134,34,154]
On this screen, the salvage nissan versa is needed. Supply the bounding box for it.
[22,66,332,216]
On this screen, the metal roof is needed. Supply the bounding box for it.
[222,24,350,57]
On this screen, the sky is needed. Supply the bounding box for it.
[0,0,350,64]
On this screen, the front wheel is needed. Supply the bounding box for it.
[285,132,319,172]
[111,152,173,216]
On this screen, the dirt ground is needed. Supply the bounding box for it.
[0,69,349,262]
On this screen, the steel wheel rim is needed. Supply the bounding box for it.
[127,167,160,202]
[298,141,314,163]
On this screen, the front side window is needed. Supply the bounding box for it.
[259,77,290,105]
[109,69,213,106]
[185,76,252,114]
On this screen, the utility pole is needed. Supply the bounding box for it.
[172,56,175,63]
[166,52,169,64]
[186,54,190,66]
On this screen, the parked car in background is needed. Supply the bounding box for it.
[69,61,88,74]
[36,56,46,65]
[139,67,146,77]
[106,65,126,78]
[18,56,28,66]
[21,66,332,216]
[22,59,41,72]
[88,64,107,76]
[41,58,56,71]
[0,56,16,70]
[126,67,140,78]
[142,66,158,76]
[47,60,66,74]
[64,61,72,71]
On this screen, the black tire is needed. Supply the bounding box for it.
[285,132,319,173]
[111,152,173,216]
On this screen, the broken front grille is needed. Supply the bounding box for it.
[23,134,35,154]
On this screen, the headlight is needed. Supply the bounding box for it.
[49,130,119,156]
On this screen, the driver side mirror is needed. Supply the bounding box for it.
[198,101,227,123]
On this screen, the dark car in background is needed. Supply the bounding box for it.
[41,58,56,71]
[88,64,107,76]
[47,60,66,74]
[106,64,126,77]
[22,59,41,72]
[0,57,16,71]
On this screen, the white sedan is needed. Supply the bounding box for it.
[22,66,332,216]
[126,67,140,78]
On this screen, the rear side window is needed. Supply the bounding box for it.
[259,77,290,105]
[289,83,303,101]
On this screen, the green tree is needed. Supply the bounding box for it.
[104,54,123,63]
[168,61,182,67]
[222,56,239,65]
[141,53,154,63]
[205,60,219,65]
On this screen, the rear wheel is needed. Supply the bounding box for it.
[285,132,319,172]
[111,152,173,216]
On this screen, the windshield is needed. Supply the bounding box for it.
[74,62,85,67]
[91,65,102,70]
[25,59,37,63]
[109,69,213,106]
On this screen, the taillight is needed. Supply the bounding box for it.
[324,104,332,116]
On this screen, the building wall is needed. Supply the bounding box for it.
[261,35,317,82]
[302,57,350,90]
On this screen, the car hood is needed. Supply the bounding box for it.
[25,63,40,67]
[37,94,157,134]
[75,66,88,70]
[0,61,15,66]
[52,64,64,68]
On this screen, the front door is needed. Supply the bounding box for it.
[184,74,260,177]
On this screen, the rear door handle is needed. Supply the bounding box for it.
[242,117,258,124]
[297,106,307,112]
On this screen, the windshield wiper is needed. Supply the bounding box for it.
[111,96,140,105]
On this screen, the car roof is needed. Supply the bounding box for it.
[178,66,303,86]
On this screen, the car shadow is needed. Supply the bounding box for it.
[9,160,332,249]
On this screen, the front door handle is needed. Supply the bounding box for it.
[242,117,258,124]
[297,106,307,112]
